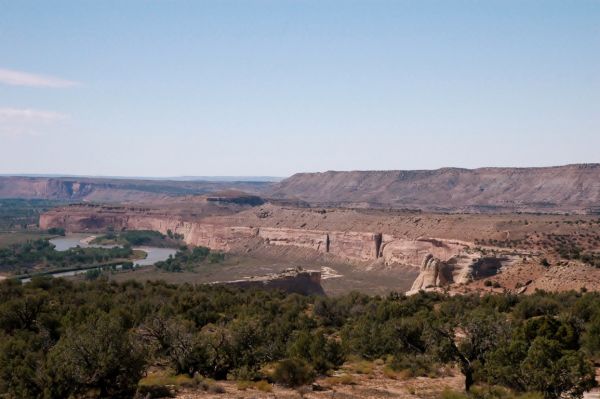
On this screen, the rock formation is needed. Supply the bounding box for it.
[213,267,324,295]
[39,205,467,267]
[409,254,451,292]
[380,237,465,266]
[408,252,517,294]
[40,204,544,294]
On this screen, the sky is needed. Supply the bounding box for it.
[0,1,598,177]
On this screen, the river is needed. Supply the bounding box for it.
[21,234,177,282]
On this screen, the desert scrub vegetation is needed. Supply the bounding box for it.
[441,386,544,399]
[236,379,272,392]
[0,279,598,398]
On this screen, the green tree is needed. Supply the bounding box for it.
[427,309,509,392]
[520,337,596,399]
[0,332,45,399]
[288,330,344,373]
[45,313,146,398]
[485,317,597,399]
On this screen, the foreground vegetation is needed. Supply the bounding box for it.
[0,278,598,399]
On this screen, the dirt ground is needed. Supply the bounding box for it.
[175,362,463,399]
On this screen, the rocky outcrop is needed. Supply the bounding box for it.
[409,254,451,292]
[213,267,324,295]
[380,236,466,266]
[408,252,517,294]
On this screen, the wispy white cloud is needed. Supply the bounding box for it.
[0,107,68,121]
[0,107,69,136]
[0,68,79,88]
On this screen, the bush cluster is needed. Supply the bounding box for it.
[155,246,225,272]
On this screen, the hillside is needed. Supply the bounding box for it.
[0,176,273,203]
[270,164,600,213]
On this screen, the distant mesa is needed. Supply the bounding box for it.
[268,163,600,213]
[3,163,600,213]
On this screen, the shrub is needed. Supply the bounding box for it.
[287,330,345,374]
[47,227,65,236]
[441,389,469,399]
[236,380,253,390]
[388,354,438,378]
[272,358,316,387]
[324,374,356,385]
[346,359,374,375]
[255,380,273,392]
[208,251,225,263]
[135,384,175,398]
[236,380,272,392]
[84,268,102,280]
[207,384,225,394]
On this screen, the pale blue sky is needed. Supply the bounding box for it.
[1,1,598,177]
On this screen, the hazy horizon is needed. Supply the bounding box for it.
[1,1,598,176]
[2,162,600,181]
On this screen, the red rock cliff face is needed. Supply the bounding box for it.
[380,236,467,266]
[40,206,466,266]
[329,231,382,261]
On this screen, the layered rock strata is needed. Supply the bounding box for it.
[408,252,517,294]
[40,206,466,267]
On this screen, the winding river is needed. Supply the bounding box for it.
[21,234,177,282]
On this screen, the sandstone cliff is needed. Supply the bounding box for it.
[40,205,466,267]
[409,254,451,291]
[408,252,518,294]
